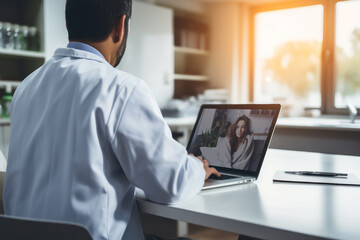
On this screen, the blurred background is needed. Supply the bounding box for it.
[1,0,360,239]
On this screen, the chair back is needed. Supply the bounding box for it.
[0,214,93,240]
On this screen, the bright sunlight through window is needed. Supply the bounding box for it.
[335,1,360,108]
[254,5,323,117]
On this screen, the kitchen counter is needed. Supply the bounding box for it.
[277,116,360,132]
[165,116,360,131]
[164,115,360,156]
[1,115,358,155]
[2,115,358,130]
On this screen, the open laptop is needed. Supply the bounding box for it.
[187,104,281,190]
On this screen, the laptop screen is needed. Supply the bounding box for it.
[187,104,280,176]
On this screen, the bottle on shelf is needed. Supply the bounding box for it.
[0,21,40,52]
[0,22,4,49]
[13,24,22,50]
[0,84,14,118]
[29,26,39,51]
[4,22,15,50]
[0,81,20,118]
[1,92,12,118]
[20,26,29,51]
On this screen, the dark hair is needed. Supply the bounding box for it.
[66,0,132,42]
[227,115,252,155]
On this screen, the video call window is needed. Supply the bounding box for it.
[188,109,275,172]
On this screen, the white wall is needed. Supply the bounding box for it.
[43,0,68,60]
[204,2,251,104]
[118,1,174,108]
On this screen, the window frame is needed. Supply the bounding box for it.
[249,0,352,115]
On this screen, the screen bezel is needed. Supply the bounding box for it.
[186,104,281,177]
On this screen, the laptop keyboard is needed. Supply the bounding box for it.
[208,174,241,180]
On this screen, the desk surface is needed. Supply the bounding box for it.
[137,149,360,240]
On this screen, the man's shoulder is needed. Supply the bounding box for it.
[53,47,143,87]
[67,55,144,90]
[111,68,141,84]
[106,67,144,92]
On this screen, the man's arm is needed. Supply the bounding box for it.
[110,80,208,204]
[189,154,220,179]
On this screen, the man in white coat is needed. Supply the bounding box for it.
[3,0,219,239]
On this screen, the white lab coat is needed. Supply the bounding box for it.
[3,47,205,240]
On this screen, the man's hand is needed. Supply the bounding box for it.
[190,154,221,180]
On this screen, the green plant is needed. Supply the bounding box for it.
[196,119,231,149]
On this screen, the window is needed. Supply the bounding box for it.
[251,0,360,116]
[335,1,360,108]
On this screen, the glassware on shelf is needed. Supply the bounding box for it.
[0,22,39,52]
[1,92,12,118]
[20,26,29,50]
[0,22,4,49]
[4,22,15,50]
[29,26,39,51]
[13,24,22,50]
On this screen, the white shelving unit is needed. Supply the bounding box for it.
[174,73,209,81]
[0,0,45,82]
[172,15,210,99]
[174,46,209,56]
[174,45,209,82]
[173,44,210,98]
[0,49,46,59]
[0,80,21,92]
[0,0,67,158]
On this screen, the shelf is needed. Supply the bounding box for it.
[174,74,209,81]
[174,46,209,55]
[0,118,10,125]
[0,48,45,59]
[0,80,21,87]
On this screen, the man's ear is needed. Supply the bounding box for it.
[113,15,126,44]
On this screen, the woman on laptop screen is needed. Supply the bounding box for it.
[198,113,255,170]
[216,115,254,169]
[189,106,279,173]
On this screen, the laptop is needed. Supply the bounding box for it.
[187,104,281,190]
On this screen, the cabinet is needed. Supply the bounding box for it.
[119,2,211,106]
[118,1,174,109]
[0,0,67,158]
[0,0,45,93]
[0,0,67,96]
[173,15,210,100]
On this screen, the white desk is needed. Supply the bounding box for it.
[137,149,360,240]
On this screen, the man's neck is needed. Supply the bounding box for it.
[75,38,115,66]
